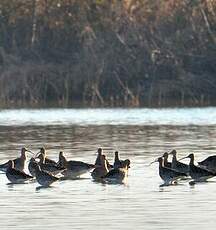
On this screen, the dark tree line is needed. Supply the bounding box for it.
[0,0,215,107]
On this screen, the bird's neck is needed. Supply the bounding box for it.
[189,157,194,165]
[101,159,109,173]
[115,154,120,162]
[60,155,67,167]
[39,154,45,164]
[95,154,101,165]
[159,160,164,168]
[21,153,26,160]
[172,155,177,165]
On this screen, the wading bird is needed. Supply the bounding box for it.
[91,154,109,180]
[151,157,187,186]
[35,164,59,187]
[198,155,216,173]
[0,148,33,172]
[170,150,189,175]
[6,160,33,184]
[162,152,172,168]
[37,147,57,165]
[113,151,130,169]
[102,159,130,183]
[95,148,113,170]
[179,153,216,183]
[57,151,95,179]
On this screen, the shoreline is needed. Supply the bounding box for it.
[0,102,215,110]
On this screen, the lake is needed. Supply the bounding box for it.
[0,107,216,230]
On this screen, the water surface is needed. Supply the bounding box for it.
[0,108,216,230]
[0,107,215,126]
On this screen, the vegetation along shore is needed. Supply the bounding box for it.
[0,0,215,108]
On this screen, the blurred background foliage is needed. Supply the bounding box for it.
[0,0,215,107]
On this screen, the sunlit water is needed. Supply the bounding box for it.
[0,108,216,229]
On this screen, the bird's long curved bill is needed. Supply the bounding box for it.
[33,151,41,158]
[26,150,35,155]
[178,156,188,161]
[149,159,158,165]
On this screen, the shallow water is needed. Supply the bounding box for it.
[0,108,216,230]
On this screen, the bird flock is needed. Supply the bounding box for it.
[1,147,216,188]
[0,147,130,187]
[151,150,216,186]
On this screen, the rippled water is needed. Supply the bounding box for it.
[0,107,216,126]
[0,108,216,230]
